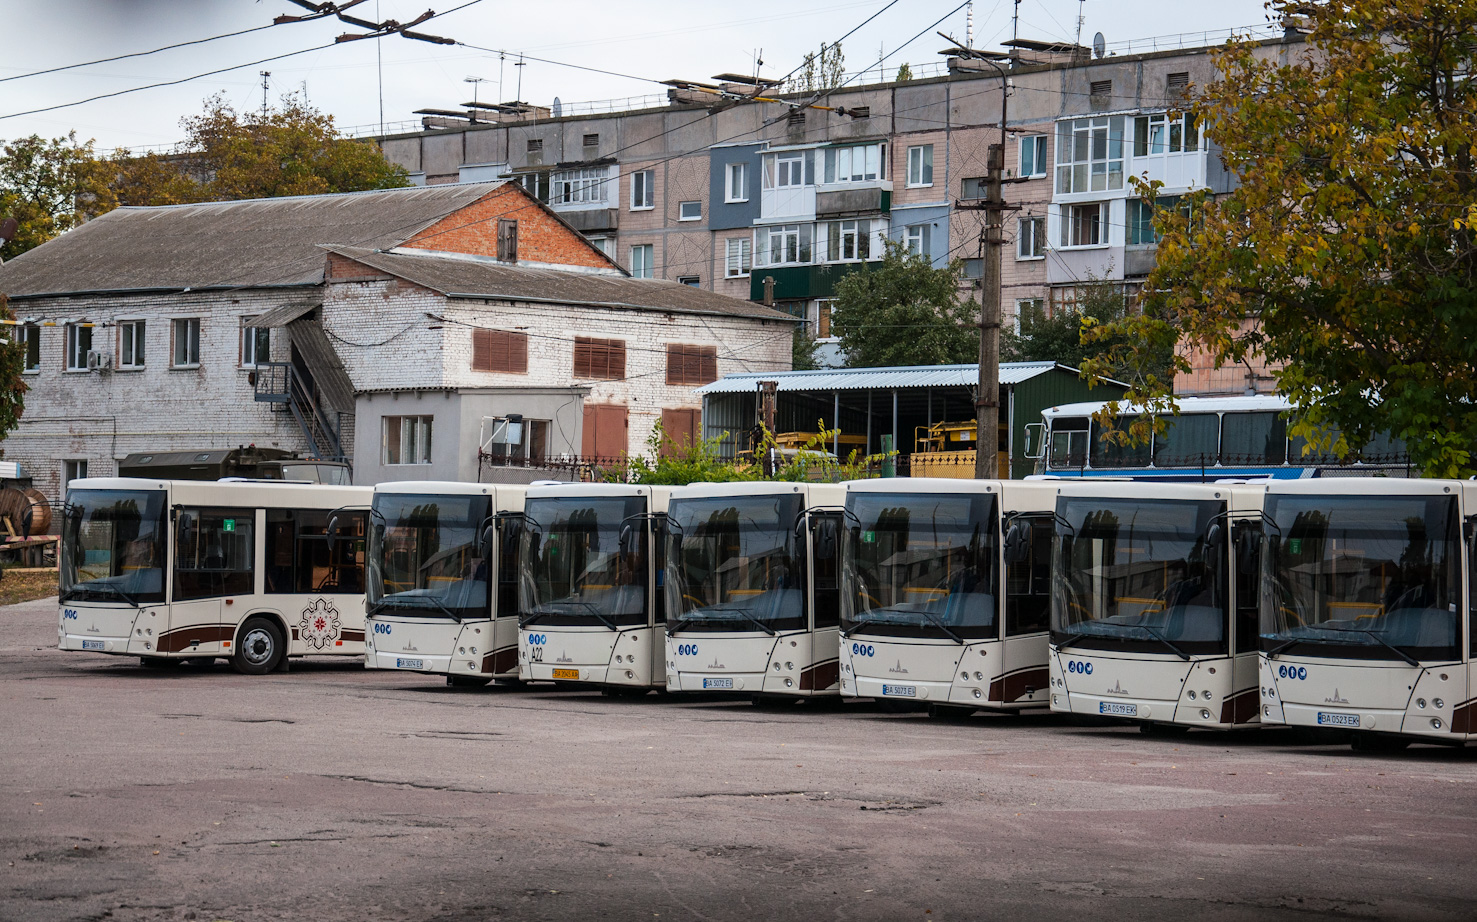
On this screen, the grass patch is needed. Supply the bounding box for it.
[0,569,58,606]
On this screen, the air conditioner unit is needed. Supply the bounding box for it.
[85,350,111,372]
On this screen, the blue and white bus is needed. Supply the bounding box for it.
[1028,395,1411,481]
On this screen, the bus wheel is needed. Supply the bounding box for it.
[1351,732,1411,752]
[447,674,492,688]
[232,618,285,675]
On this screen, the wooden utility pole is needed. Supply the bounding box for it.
[758,380,778,477]
[973,141,1005,479]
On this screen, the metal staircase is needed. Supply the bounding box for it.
[253,363,346,462]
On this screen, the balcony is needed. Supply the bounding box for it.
[748,261,874,302]
[816,186,891,218]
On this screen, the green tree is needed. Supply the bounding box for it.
[791,42,846,93]
[791,324,821,371]
[0,294,29,453]
[0,132,114,260]
[831,240,977,367]
[1087,0,1477,476]
[1004,275,1174,384]
[895,63,914,82]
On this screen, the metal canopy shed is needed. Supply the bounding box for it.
[695,362,1125,478]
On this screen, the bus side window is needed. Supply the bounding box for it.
[1468,518,1476,658]
[811,513,841,629]
[1233,521,1261,653]
[653,516,667,624]
[1006,517,1052,635]
[264,510,295,593]
[497,515,522,618]
[174,507,255,600]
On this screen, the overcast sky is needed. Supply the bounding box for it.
[1,0,1274,152]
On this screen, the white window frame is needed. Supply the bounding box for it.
[17,323,40,374]
[383,415,433,465]
[550,167,609,206]
[1055,116,1125,195]
[630,244,654,278]
[1133,112,1201,157]
[1017,216,1046,260]
[630,169,654,210]
[823,143,885,184]
[763,151,809,190]
[63,459,88,484]
[1060,202,1108,249]
[756,224,812,267]
[904,223,930,257]
[240,320,269,367]
[1019,135,1047,179]
[825,219,873,263]
[172,317,201,368]
[725,237,752,278]
[906,144,934,187]
[64,323,92,372]
[725,162,749,203]
[678,200,702,222]
[118,319,146,369]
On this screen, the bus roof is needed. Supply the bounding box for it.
[1042,394,1294,418]
[69,477,370,507]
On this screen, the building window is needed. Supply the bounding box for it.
[678,276,700,287]
[679,200,702,221]
[961,177,987,200]
[815,299,835,338]
[471,328,529,373]
[763,151,810,189]
[483,416,549,466]
[756,224,812,267]
[631,169,654,210]
[573,336,627,380]
[1061,202,1107,248]
[1013,297,1045,334]
[666,343,718,386]
[383,415,433,465]
[17,323,39,373]
[551,167,607,205]
[823,143,884,183]
[240,322,268,367]
[64,323,92,371]
[1055,116,1125,194]
[1019,136,1047,178]
[64,459,88,484]
[1127,196,1187,245]
[587,235,614,257]
[630,244,654,278]
[171,318,200,367]
[903,223,930,257]
[1133,113,1200,156]
[962,258,983,280]
[825,219,872,262]
[725,237,752,277]
[1017,216,1046,259]
[725,162,749,202]
[114,320,145,369]
[906,144,934,187]
[520,172,550,203]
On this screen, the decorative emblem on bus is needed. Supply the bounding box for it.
[707,657,726,669]
[298,598,342,650]
[1324,689,1349,705]
[887,659,910,675]
[556,651,574,663]
[1104,679,1129,696]
[400,641,419,652]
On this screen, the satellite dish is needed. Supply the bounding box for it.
[0,217,17,248]
[1092,32,1106,59]
[552,96,562,117]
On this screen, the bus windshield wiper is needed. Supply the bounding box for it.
[1347,628,1420,667]
[1053,631,1085,649]
[1133,623,1191,661]
[538,601,619,632]
[373,594,462,622]
[862,605,965,645]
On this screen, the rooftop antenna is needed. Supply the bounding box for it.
[259,70,271,119]
[1011,0,1020,45]
[515,53,525,105]
[498,51,506,101]
[1075,0,1087,53]
[966,0,974,48]
[376,0,384,134]
[752,47,764,85]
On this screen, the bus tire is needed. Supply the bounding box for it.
[447,674,492,688]
[232,617,285,675]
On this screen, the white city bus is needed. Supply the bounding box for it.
[838,478,1058,715]
[664,481,845,700]
[1259,478,1474,750]
[1048,481,1268,732]
[362,481,526,687]
[59,477,371,673]
[517,484,672,693]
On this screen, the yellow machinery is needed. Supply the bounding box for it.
[910,420,1009,478]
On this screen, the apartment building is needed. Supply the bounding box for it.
[378,31,1300,392]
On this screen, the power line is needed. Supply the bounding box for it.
[0,22,284,85]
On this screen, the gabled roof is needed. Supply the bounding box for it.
[0,182,509,298]
[695,362,1078,394]
[324,246,798,322]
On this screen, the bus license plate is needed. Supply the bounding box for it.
[1317,711,1360,728]
[1100,701,1137,717]
[703,677,734,689]
[882,684,916,697]
[81,640,105,651]
[552,668,579,680]
[395,658,424,670]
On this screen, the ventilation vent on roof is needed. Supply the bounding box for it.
[527,138,543,153]
[847,106,871,119]
[787,109,806,128]
[1167,72,1189,90]
[1090,80,1112,96]
[583,133,599,147]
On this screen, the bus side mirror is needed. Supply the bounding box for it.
[1206,522,1225,550]
[1236,527,1260,575]
[478,522,497,558]
[813,519,837,560]
[1003,520,1032,564]
[1023,423,1046,460]
[177,511,195,536]
[325,513,342,553]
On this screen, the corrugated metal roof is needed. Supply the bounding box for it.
[244,300,319,328]
[0,182,508,298]
[694,361,1068,394]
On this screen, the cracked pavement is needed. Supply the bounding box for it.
[3,596,1475,921]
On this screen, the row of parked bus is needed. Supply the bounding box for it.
[58,474,1475,750]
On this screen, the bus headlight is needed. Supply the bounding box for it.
[1188,691,1196,700]
[973,689,983,699]
[1417,698,1427,709]
[784,678,794,688]
[1202,690,1212,700]
[1199,709,1212,720]
[1431,718,1443,730]
[1434,698,1445,709]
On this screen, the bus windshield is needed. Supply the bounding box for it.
[368,493,492,620]
[1262,494,1460,662]
[667,493,805,633]
[843,492,997,640]
[521,496,648,627]
[1053,498,1228,655]
[60,489,168,605]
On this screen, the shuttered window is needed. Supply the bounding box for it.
[573,336,626,379]
[660,408,701,457]
[471,328,528,373]
[665,343,718,386]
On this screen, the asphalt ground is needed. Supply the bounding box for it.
[2,598,1475,922]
